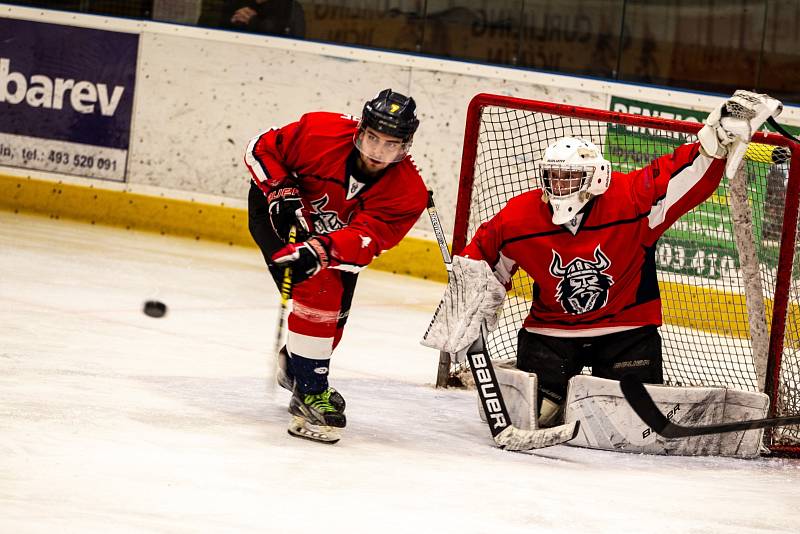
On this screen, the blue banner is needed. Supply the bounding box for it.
[0,18,138,181]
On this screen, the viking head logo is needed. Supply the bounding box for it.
[310,195,346,234]
[549,246,614,314]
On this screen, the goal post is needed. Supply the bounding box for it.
[444,93,800,456]
[764,143,800,455]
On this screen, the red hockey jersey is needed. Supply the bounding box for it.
[245,112,427,271]
[461,143,726,335]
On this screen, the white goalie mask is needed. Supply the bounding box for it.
[537,137,611,225]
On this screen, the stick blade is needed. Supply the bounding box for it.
[619,375,800,438]
[618,375,677,436]
[495,420,580,451]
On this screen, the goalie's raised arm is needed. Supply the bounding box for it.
[421,256,507,354]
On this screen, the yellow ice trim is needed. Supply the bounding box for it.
[371,237,448,282]
[0,174,250,245]
[661,281,753,338]
[0,173,447,281]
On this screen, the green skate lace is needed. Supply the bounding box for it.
[304,389,337,413]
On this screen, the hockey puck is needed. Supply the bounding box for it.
[143,300,167,318]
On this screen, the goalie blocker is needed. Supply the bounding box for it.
[479,365,768,458]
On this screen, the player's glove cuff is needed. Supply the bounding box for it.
[271,236,331,283]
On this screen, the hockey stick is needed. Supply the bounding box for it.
[619,375,800,438]
[426,190,579,451]
[269,225,296,393]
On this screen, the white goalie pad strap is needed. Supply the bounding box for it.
[563,375,769,458]
[421,256,506,353]
[478,360,538,431]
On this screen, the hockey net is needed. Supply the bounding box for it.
[448,94,800,455]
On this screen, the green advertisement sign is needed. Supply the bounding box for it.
[607,96,795,280]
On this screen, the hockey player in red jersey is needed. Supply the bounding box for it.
[245,89,427,442]
[425,90,782,428]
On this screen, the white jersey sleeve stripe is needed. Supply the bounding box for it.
[330,263,366,273]
[494,251,517,285]
[647,152,715,229]
[244,130,274,184]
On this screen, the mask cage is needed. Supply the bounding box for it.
[539,164,595,198]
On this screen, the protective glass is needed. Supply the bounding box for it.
[354,127,412,164]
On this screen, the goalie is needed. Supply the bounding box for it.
[424,90,783,433]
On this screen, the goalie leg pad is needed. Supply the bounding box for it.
[538,398,562,428]
[478,360,538,430]
[563,375,769,457]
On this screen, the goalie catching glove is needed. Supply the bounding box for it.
[421,256,507,353]
[697,90,783,178]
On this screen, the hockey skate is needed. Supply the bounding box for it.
[288,388,347,444]
[277,347,346,412]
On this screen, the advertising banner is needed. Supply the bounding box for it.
[608,96,797,281]
[0,18,138,181]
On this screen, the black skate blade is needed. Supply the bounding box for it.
[288,416,341,444]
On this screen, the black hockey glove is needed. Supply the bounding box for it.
[271,236,331,283]
[267,185,314,242]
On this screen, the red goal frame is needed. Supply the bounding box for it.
[452,93,800,456]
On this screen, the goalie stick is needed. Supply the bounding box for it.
[426,190,579,451]
[619,375,800,438]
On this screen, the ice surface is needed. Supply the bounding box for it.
[1,212,799,534]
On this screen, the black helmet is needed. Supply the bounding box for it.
[361,89,419,141]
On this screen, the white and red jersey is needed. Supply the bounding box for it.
[461,142,726,336]
[245,111,427,271]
